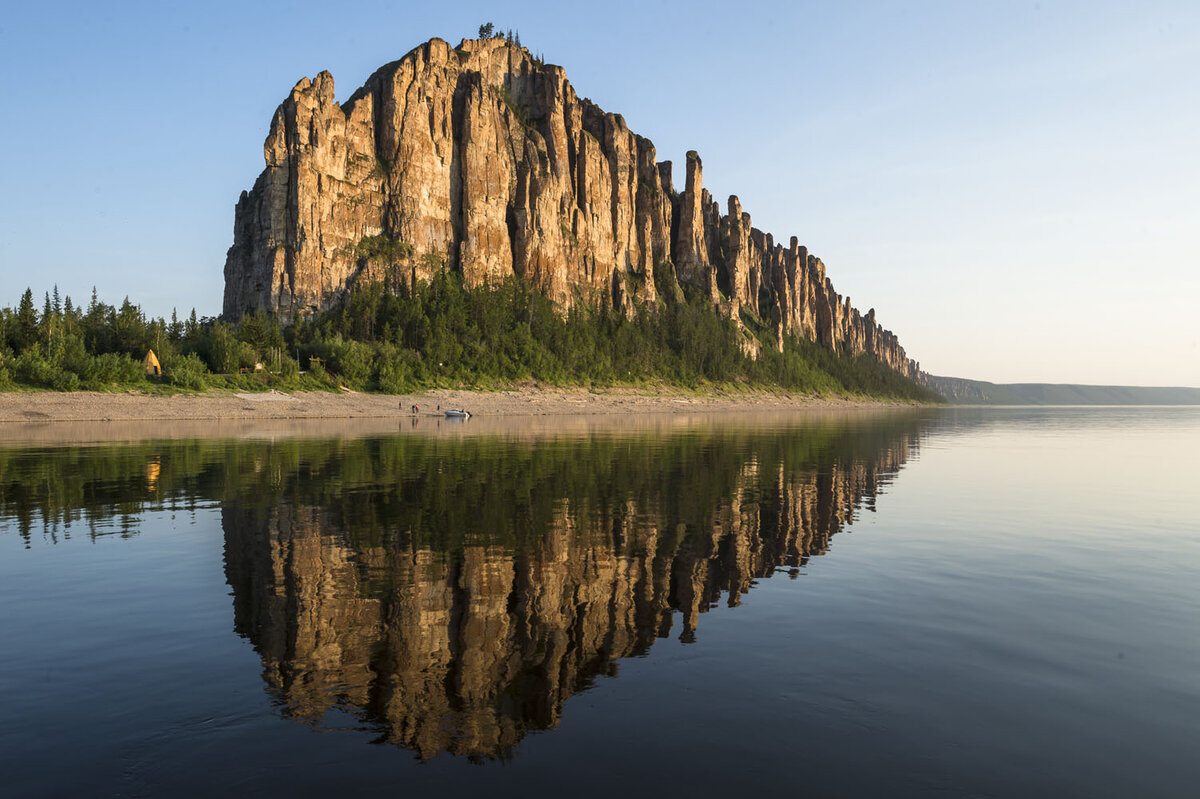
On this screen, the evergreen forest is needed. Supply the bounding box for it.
[0,273,941,402]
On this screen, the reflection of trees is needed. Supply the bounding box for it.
[220,417,928,759]
[0,444,216,546]
[0,414,931,757]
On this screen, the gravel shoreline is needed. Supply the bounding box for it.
[0,387,926,444]
[0,386,913,423]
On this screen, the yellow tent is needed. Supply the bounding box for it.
[143,349,162,377]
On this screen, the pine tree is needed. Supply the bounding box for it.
[15,288,38,351]
[42,292,54,350]
[114,297,145,355]
[62,295,76,337]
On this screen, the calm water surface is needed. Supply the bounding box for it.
[1,407,1197,796]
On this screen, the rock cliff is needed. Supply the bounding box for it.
[224,36,919,377]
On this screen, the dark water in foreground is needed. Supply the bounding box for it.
[1,407,1197,796]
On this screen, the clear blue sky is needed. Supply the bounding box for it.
[1,0,1196,386]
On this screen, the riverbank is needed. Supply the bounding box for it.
[0,386,913,423]
[0,386,931,446]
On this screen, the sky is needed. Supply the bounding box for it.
[1,0,1197,386]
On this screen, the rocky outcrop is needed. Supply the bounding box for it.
[224,36,919,377]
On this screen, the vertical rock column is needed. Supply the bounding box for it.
[672,151,717,300]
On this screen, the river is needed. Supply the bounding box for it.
[1,407,1197,796]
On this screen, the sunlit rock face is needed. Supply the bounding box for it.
[223,37,919,377]
[222,423,922,759]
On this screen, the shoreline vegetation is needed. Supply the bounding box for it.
[0,273,941,406]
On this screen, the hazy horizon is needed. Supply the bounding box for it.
[1,1,1196,387]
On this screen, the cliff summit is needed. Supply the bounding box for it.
[223,36,919,377]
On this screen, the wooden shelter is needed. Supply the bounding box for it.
[143,349,162,377]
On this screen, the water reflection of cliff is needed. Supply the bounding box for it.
[222,417,926,759]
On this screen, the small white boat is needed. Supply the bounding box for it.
[443,409,471,419]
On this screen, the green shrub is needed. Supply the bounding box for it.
[375,346,422,393]
[275,355,299,380]
[51,370,80,391]
[80,352,145,388]
[327,338,374,387]
[13,350,58,388]
[306,358,335,387]
[355,235,413,263]
[164,353,209,390]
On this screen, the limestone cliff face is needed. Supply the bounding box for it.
[224,36,918,377]
[222,435,916,759]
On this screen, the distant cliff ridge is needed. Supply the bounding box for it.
[923,375,1200,405]
[224,36,919,377]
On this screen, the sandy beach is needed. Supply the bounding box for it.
[0,387,922,445]
[0,386,903,424]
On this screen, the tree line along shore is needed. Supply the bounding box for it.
[0,272,941,403]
